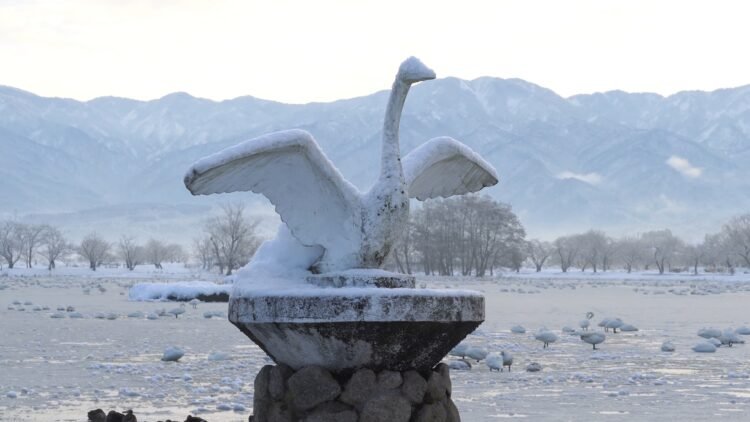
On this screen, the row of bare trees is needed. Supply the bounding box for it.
[525,214,750,274]
[1,204,262,274]
[390,195,526,276]
[0,222,69,270]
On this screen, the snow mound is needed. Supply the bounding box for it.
[161,346,185,362]
[692,342,717,353]
[129,281,231,301]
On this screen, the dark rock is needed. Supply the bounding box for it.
[340,368,377,409]
[122,410,137,422]
[88,409,106,422]
[360,395,411,422]
[304,401,358,422]
[106,411,124,422]
[444,398,461,422]
[377,370,402,390]
[185,416,208,422]
[253,365,274,421]
[269,364,293,400]
[416,402,447,422]
[425,370,449,403]
[268,401,293,422]
[436,363,452,396]
[401,370,427,404]
[287,366,341,411]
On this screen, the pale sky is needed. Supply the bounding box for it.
[1,0,749,103]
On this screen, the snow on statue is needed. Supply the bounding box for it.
[184,57,498,275]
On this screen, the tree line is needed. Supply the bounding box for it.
[0,203,261,274]
[5,197,750,276]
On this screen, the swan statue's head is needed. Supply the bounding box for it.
[397,56,436,84]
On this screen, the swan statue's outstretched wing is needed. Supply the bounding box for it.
[402,136,499,200]
[184,129,361,253]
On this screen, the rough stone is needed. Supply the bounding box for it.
[401,370,427,404]
[122,410,137,422]
[306,272,415,288]
[444,398,461,422]
[436,363,452,396]
[360,394,412,422]
[88,409,106,422]
[287,366,341,411]
[340,369,377,409]
[268,401,293,422]
[106,411,124,422]
[229,292,484,372]
[377,370,403,390]
[184,416,207,422]
[425,370,448,403]
[253,365,273,421]
[416,402,448,422]
[269,364,293,400]
[304,401,358,422]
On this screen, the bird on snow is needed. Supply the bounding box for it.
[580,311,594,331]
[189,298,200,309]
[580,332,606,350]
[698,327,722,339]
[487,351,513,372]
[511,325,526,334]
[486,353,503,372]
[661,341,676,352]
[169,304,186,319]
[465,346,489,362]
[449,342,469,359]
[605,318,624,333]
[535,330,558,349]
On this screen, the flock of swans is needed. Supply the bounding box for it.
[448,311,750,372]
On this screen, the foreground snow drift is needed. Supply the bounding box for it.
[128,281,231,302]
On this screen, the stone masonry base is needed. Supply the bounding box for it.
[250,363,460,422]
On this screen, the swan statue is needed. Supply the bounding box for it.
[184,57,498,273]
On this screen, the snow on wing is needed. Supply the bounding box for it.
[184,129,361,249]
[402,137,499,200]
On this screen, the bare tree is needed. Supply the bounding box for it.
[204,203,261,275]
[616,236,644,273]
[526,239,553,272]
[145,239,170,270]
[642,229,683,274]
[118,236,144,271]
[193,236,214,270]
[723,214,750,267]
[40,226,70,270]
[20,224,48,268]
[0,221,24,269]
[79,232,110,271]
[553,235,578,273]
[682,243,705,275]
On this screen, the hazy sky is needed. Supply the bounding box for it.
[2,0,749,103]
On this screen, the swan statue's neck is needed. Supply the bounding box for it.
[379,79,410,181]
[378,57,436,181]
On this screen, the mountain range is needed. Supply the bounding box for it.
[2,77,750,244]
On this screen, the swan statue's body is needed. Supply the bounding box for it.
[184,57,498,273]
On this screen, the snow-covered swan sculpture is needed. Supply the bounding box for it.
[184,57,498,274]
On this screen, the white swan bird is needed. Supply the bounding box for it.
[184,57,498,273]
[580,332,606,350]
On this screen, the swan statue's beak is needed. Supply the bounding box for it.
[398,56,436,84]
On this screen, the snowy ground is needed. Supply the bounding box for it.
[2,267,750,421]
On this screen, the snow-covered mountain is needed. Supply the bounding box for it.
[2,78,750,242]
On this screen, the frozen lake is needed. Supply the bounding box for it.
[2,268,750,421]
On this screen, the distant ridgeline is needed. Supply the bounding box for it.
[2,81,750,240]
